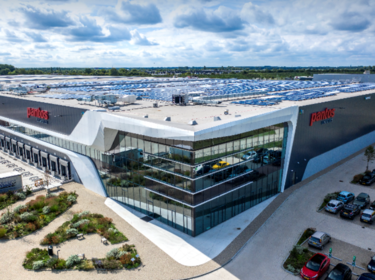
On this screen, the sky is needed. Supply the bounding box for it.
[0,0,374,68]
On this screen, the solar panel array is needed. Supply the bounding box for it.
[34,79,362,103]
[231,83,375,106]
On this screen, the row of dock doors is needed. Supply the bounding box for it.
[0,135,71,180]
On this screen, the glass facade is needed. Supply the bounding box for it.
[0,121,288,236]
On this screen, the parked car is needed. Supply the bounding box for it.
[241,151,257,160]
[308,232,331,250]
[269,150,282,158]
[359,173,375,186]
[325,263,352,280]
[353,193,370,209]
[358,273,375,280]
[196,165,211,176]
[370,201,375,210]
[340,204,361,220]
[212,161,230,170]
[256,148,268,155]
[244,170,260,181]
[360,209,375,224]
[325,200,344,214]
[272,158,282,166]
[336,191,355,204]
[300,253,330,280]
[367,255,375,273]
[211,169,231,182]
[207,159,222,168]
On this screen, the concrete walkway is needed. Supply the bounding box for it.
[105,195,277,266]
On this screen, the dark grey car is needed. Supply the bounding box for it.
[353,193,370,209]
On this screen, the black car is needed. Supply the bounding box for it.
[325,263,352,280]
[196,165,211,176]
[269,150,282,158]
[367,255,375,273]
[340,204,360,220]
[359,173,375,186]
[256,148,268,155]
[359,273,375,280]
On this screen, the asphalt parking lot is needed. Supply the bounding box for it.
[302,237,374,277]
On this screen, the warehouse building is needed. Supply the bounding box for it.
[0,78,374,236]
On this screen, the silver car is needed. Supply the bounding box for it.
[308,231,331,250]
[325,199,344,214]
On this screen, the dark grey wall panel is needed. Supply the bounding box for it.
[0,96,87,135]
[286,92,375,188]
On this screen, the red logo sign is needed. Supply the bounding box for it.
[310,108,335,126]
[27,107,49,120]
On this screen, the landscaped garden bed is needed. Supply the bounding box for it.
[23,244,141,271]
[318,192,341,211]
[40,211,127,245]
[0,188,32,211]
[283,228,316,275]
[0,191,78,239]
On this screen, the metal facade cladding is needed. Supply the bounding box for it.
[285,93,375,189]
[0,96,87,135]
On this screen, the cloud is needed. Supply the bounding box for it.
[34,44,57,49]
[240,2,275,26]
[204,41,223,52]
[130,30,158,46]
[25,32,48,42]
[8,20,20,27]
[174,6,245,33]
[0,52,11,56]
[330,11,370,32]
[226,39,250,52]
[2,30,24,42]
[19,5,74,30]
[66,17,131,42]
[100,1,162,25]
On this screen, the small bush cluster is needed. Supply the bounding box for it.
[0,191,78,240]
[352,174,364,183]
[0,190,30,211]
[319,192,341,210]
[23,245,141,271]
[41,211,127,245]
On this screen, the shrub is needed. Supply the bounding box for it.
[27,198,45,211]
[72,219,90,228]
[32,260,45,270]
[50,204,59,212]
[42,206,50,214]
[14,204,27,214]
[66,228,79,236]
[20,212,37,222]
[51,235,60,244]
[0,211,14,224]
[121,244,136,253]
[106,248,121,260]
[26,223,36,232]
[119,254,132,265]
[46,193,56,198]
[15,192,26,200]
[66,255,81,268]
[77,259,95,271]
[103,259,122,270]
[55,259,66,270]
[0,227,7,238]
[286,264,297,273]
[353,174,364,183]
[78,211,90,217]
[67,195,76,203]
[46,257,58,269]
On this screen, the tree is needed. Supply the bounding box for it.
[364,145,375,172]
[109,68,119,76]
[84,68,92,75]
[0,68,10,75]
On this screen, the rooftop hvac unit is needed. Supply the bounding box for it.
[172,94,187,105]
[153,103,158,108]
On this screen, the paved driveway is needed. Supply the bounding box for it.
[199,152,375,280]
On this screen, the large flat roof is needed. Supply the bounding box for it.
[1,77,375,130]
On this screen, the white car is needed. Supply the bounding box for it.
[242,151,257,160]
[325,199,344,214]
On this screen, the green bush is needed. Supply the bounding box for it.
[78,211,90,217]
[353,174,364,183]
[32,260,45,270]
[14,204,27,213]
[20,212,37,222]
[46,257,58,269]
[55,259,66,270]
[0,211,14,224]
[0,227,7,238]
[42,206,50,214]
[66,255,81,268]
[103,259,122,270]
[66,228,79,236]
[72,219,90,228]
[67,195,76,203]
[106,248,121,259]
[15,192,26,200]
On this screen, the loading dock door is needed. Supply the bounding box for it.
[25,145,31,162]
[59,159,71,180]
[0,135,4,149]
[49,155,59,175]
[32,148,40,167]
[11,139,17,154]
[5,137,10,151]
[17,142,24,158]
[40,151,49,170]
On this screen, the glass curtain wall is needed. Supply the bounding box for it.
[0,121,288,237]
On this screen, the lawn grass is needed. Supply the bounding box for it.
[40,211,127,245]
[23,244,141,271]
[318,191,341,211]
[0,191,78,240]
